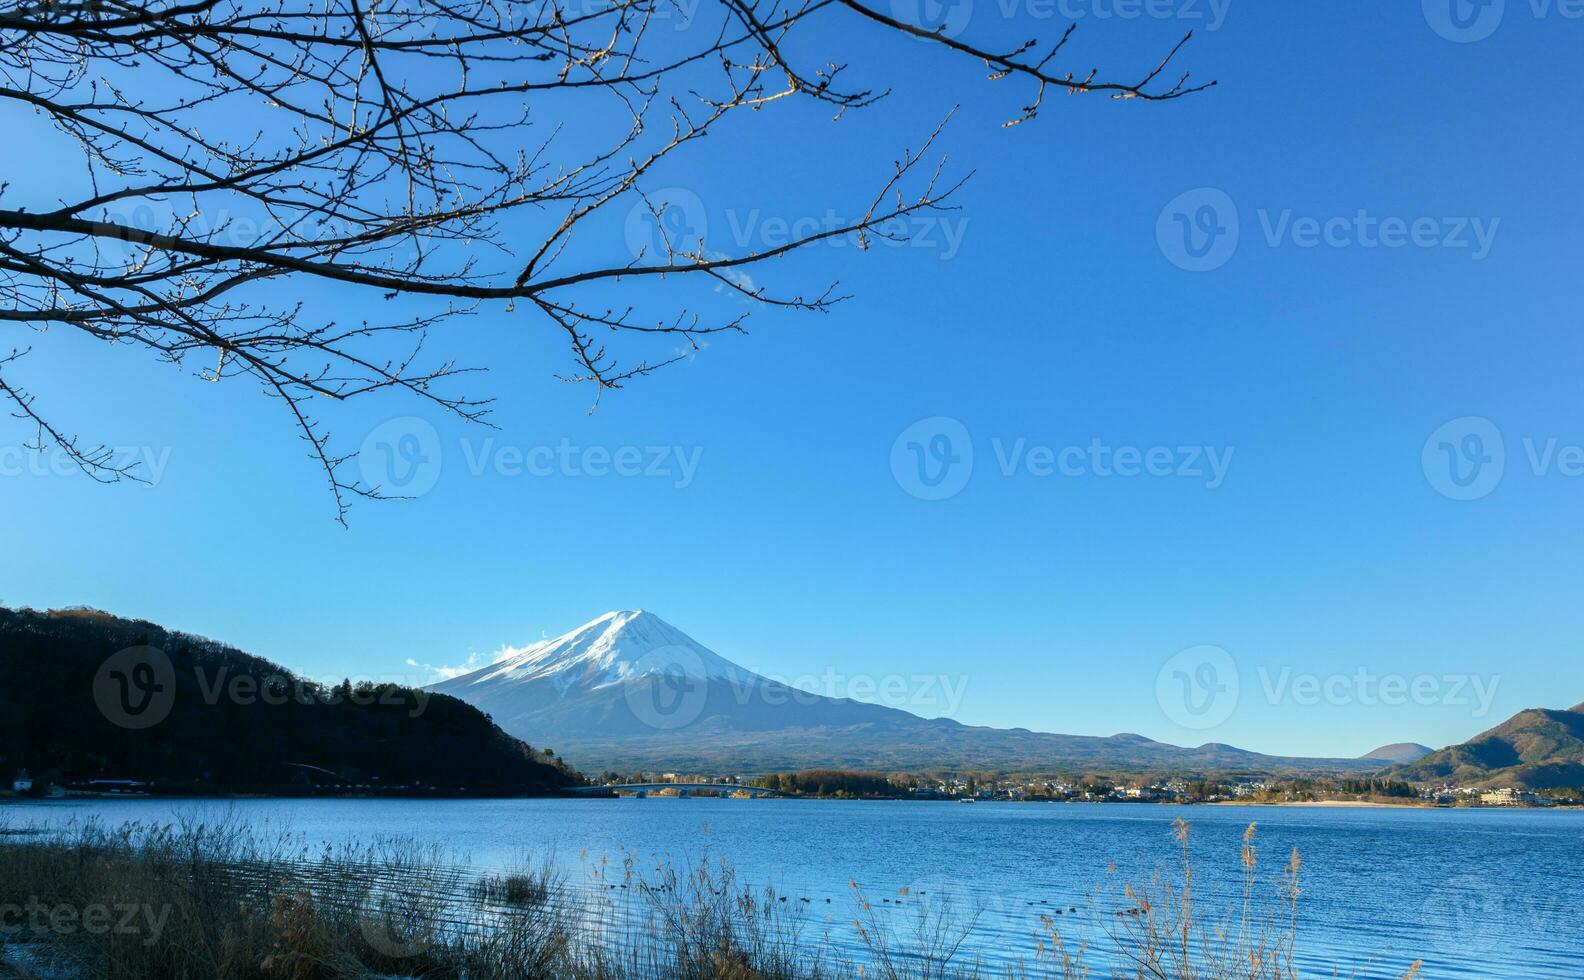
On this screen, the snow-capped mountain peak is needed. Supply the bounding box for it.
[423,610,1393,778]
[452,610,758,692]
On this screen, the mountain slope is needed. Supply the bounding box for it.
[0,606,578,794]
[1388,703,1584,789]
[431,611,1388,776]
[1360,742,1433,764]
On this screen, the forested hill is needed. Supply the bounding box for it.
[0,607,580,795]
[1387,702,1584,789]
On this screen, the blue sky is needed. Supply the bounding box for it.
[5,3,1582,760]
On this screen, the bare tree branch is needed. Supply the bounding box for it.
[0,0,1213,520]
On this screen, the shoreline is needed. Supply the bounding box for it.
[1210,799,1425,809]
[6,793,1574,811]
[1208,799,1580,810]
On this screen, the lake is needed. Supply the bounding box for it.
[4,797,1580,978]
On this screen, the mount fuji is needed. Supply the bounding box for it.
[427,610,1389,776]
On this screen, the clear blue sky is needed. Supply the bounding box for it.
[5,3,1581,759]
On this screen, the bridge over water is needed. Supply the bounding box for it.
[571,782,783,798]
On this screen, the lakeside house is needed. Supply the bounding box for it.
[1479,787,1543,806]
[10,769,31,793]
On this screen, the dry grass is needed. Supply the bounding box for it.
[0,816,1421,980]
[477,869,557,909]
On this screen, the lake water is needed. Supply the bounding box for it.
[4,797,1580,978]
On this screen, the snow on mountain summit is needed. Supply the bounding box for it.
[449,610,759,692]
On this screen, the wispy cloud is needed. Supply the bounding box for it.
[407,652,486,682]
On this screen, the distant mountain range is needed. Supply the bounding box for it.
[1387,702,1584,789]
[430,610,1394,776]
[18,603,1580,791]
